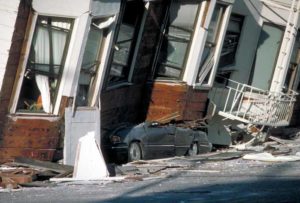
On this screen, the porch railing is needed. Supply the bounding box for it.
[209,77,298,127]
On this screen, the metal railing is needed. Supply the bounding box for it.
[209,77,298,127]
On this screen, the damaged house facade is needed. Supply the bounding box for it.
[0,0,300,163]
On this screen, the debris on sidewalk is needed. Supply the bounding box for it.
[243,152,300,162]
[0,158,73,190]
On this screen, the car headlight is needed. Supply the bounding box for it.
[110,135,121,144]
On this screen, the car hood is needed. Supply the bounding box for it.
[114,123,146,144]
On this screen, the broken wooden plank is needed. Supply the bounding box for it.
[0,177,18,189]
[0,174,35,184]
[12,157,73,173]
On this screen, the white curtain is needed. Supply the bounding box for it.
[32,25,68,113]
[34,26,50,71]
[52,29,68,74]
[35,74,52,113]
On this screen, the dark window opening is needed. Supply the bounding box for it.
[107,0,144,85]
[218,14,244,68]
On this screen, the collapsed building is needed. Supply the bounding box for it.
[0,0,300,164]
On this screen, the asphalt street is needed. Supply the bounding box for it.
[1,154,300,203]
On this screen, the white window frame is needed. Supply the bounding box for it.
[183,0,217,85]
[10,12,38,114]
[54,13,92,113]
[55,14,121,111]
[87,16,118,106]
[193,3,233,89]
[151,0,210,82]
[106,1,149,89]
[10,13,75,115]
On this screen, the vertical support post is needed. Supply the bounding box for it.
[270,0,300,93]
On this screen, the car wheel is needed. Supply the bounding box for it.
[128,142,142,162]
[188,142,198,156]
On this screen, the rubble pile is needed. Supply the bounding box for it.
[0,157,73,190]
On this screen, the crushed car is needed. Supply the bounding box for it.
[103,121,212,163]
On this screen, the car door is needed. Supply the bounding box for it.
[175,127,194,156]
[144,123,176,159]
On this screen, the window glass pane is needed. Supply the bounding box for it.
[108,0,143,84]
[207,5,224,44]
[155,2,200,80]
[113,24,134,66]
[76,20,104,106]
[17,16,72,113]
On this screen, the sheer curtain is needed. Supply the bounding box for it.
[33,25,68,113]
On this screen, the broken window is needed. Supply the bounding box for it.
[76,18,112,106]
[154,1,201,80]
[218,14,243,68]
[16,16,73,113]
[107,0,144,85]
[197,4,226,85]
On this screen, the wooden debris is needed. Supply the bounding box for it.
[0,166,38,189]
[12,157,73,174]
[124,175,143,181]
[0,157,74,189]
[148,166,168,174]
[0,177,18,189]
[1,174,34,184]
